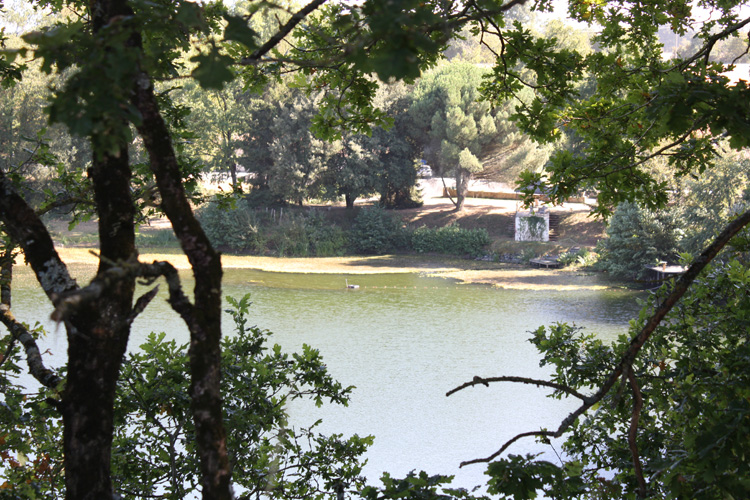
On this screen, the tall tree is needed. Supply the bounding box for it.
[1,0,528,498]
[318,135,379,209]
[180,79,251,188]
[411,61,531,210]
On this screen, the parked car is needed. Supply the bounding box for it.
[417,164,432,178]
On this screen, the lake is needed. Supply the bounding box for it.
[12,263,643,491]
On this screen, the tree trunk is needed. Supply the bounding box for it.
[53,2,140,494]
[62,149,136,500]
[230,162,238,189]
[455,167,469,211]
[0,147,136,500]
[345,192,355,209]
[133,76,233,500]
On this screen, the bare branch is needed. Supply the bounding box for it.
[127,286,160,326]
[460,430,556,467]
[0,304,62,389]
[446,375,591,402]
[461,207,750,466]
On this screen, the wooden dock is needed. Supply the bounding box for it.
[529,257,562,269]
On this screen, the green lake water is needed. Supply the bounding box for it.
[12,263,643,490]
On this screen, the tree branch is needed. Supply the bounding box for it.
[0,169,78,298]
[0,304,62,389]
[626,366,647,498]
[460,207,750,466]
[241,0,330,65]
[50,255,194,330]
[675,16,750,71]
[132,71,232,499]
[446,375,591,402]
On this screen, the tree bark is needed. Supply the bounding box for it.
[133,76,233,500]
[345,192,355,209]
[455,167,468,211]
[63,149,136,500]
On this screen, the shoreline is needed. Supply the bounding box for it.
[52,248,619,291]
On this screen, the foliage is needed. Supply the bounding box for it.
[673,155,750,256]
[197,200,348,256]
[556,248,596,268]
[198,200,491,258]
[361,471,484,500]
[596,202,682,280]
[480,0,750,217]
[197,198,266,253]
[370,83,423,209]
[238,79,422,209]
[410,61,533,210]
[491,260,750,499]
[4,0,750,496]
[1,295,371,500]
[411,224,489,257]
[0,323,63,499]
[349,206,407,255]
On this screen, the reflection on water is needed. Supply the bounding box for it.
[12,264,644,490]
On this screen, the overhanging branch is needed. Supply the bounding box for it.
[458,207,750,467]
[0,304,62,389]
[447,375,591,402]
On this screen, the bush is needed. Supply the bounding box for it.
[557,248,597,268]
[596,201,681,280]
[411,224,490,256]
[197,199,264,252]
[197,201,347,256]
[349,206,406,255]
[0,295,371,499]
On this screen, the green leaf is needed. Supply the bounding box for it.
[191,48,235,90]
[223,14,258,50]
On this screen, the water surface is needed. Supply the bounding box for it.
[12,264,643,489]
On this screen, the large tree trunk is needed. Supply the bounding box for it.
[63,149,136,499]
[56,1,139,493]
[345,192,355,209]
[0,150,136,500]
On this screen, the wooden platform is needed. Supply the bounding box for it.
[529,257,562,269]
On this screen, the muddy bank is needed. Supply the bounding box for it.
[53,248,617,291]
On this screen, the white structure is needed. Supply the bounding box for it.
[515,209,549,242]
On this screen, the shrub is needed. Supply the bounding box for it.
[349,206,404,255]
[557,248,597,268]
[135,228,178,248]
[196,199,264,252]
[197,201,348,256]
[410,224,490,256]
[305,211,348,257]
[596,201,681,280]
